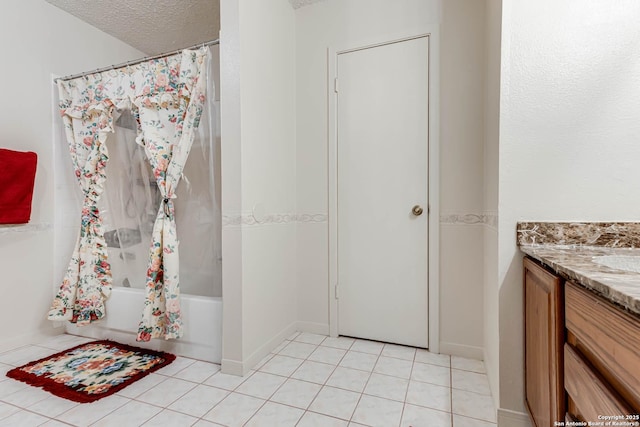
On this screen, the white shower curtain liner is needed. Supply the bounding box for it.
[48,48,210,342]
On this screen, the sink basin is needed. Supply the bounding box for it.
[592,255,640,273]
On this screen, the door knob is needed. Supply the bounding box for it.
[412,205,424,216]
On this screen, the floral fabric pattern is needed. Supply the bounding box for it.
[47,88,115,324]
[135,50,208,341]
[49,49,209,341]
[7,340,175,403]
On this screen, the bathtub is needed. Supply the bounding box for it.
[66,287,222,363]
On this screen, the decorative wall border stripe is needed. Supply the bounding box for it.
[223,212,498,228]
[289,0,326,9]
[222,213,327,227]
[296,213,329,223]
[440,213,497,228]
[485,213,498,229]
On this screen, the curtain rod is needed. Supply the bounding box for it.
[54,38,220,83]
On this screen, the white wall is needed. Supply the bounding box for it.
[295,0,488,357]
[220,0,244,371]
[240,0,297,368]
[0,0,143,351]
[483,0,501,411]
[498,0,640,415]
[220,0,297,374]
[439,0,487,358]
[295,0,439,337]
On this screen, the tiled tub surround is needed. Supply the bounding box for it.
[0,334,496,426]
[517,222,640,315]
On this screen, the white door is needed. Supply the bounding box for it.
[337,36,429,348]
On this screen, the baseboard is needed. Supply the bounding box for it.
[439,341,483,359]
[0,329,62,354]
[221,358,244,376]
[497,408,532,427]
[484,348,500,411]
[296,321,329,335]
[222,321,298,376]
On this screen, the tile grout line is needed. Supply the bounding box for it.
[4,338,203,425]
[3,334,496,427]
[124,366,236,427]
[292,335,349,425]
[242,334,339,426]
[184,364,257,425]
[288,336,356,425]
[450,355,454,427]
[450,359,498,425]
[203,335,327,426]
[0,399,62,426]
[3,338,208,426]
[346,343,384,425]
[398,347,418,426]
[0,387,71,425]
[21,339,417,425]
[60,364,212,426]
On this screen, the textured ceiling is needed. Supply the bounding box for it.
[45,0,220,55]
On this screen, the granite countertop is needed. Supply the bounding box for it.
[517,222,640,316]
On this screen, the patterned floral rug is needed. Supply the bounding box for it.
[6,340,175,403]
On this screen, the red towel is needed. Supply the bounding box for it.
[0,148,38,224]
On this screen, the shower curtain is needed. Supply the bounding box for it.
[48,48,209,341]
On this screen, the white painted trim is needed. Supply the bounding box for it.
[328,44,339,338]
[222,321,298,376]
[439,342,484,360]
[484,347,500,412]
[427,28,441,354]
[220,358,244,376]
[497,408,533,427]
[327,28,440,352]
[242,321,297,374]
[296,321,329,335]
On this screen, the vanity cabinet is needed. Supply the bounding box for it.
[523,257,565,427]
[524,256,640,427]
[564,281,640,419]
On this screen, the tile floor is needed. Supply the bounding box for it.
[0,333,496,427]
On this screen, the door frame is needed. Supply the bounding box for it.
[327,29,440,353]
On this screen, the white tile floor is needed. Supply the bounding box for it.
[0,333,496,427]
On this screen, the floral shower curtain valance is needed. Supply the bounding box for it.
[48,48,209,341]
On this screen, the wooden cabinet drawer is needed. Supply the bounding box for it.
[565,282,640,410]
[564,344,632,421]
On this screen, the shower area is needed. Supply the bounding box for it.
[53,45,222,363]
